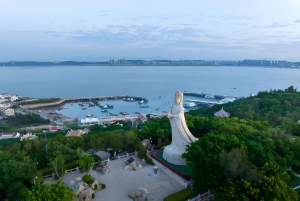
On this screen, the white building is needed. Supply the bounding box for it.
[78,118,100,126]
[0,108,14,116]
[20,133,38,141]
[0,132,21,140]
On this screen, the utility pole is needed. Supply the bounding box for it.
[44,131,48,163]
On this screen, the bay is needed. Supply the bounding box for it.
[0,66,299,118]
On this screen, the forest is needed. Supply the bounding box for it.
[0,86,300,200]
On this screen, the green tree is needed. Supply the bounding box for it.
[76,154,95,173]
[0,157,37,190]
[28,180,75,201]
[49,154,66,180]
[216,162,298,201]
[182,133,241,190]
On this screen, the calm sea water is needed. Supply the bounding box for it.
[1,66,299,118]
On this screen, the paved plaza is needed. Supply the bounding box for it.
[44,156,184,201]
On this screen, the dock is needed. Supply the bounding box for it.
[183,92,242,100]
[186,99,219,106]
[21,95,148,109]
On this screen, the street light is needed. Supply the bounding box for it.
[44,131,48,164]
[34,176,38,186]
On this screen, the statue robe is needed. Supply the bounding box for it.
[163,103,197,165]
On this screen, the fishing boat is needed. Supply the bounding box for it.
[183,102,196,108]
[86,114,91,117]
[139,100,144,104]
[82,108,87,110]
[204,95,215,99]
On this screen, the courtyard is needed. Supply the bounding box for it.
[44,156,184,201]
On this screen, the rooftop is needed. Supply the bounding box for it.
[214,107,230,118]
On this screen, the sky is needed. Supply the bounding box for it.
[1,0,300,61]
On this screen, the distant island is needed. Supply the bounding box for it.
[1,60,299,67]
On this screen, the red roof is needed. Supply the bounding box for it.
[137,114,147,121]
[110,119,131,123]
[49,126,59,130]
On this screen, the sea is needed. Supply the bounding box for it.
[1,66,299,118]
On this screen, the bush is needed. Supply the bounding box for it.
[156,141,172,149]
[146,157,154,165]
[91,154,102,162]
[92,193,95,199]
[82,174,93,184]
[101,184,106,189]
[93,161,100,170]
[17,187,31,200]
[94,184,98,190]
[65,161,78,169]
[138,148,147,159]
[5,181,26,199]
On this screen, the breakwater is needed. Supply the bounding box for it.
[183,92,242,100]
[21,95,148,109]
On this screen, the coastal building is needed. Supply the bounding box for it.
[0,108,14,116]
[0,132,21,140]
[214,107,230,118]
[78,117,100,126]
[65,129,89,137]
[20,133,37,141]
[49,126,60,132]
[137,114,147,123]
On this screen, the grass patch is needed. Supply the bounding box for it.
[30,170,44,185]
[163,183,206,201]
[155,152,192,174]
[292,177,300,188]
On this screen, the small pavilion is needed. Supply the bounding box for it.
[214,107,230,118]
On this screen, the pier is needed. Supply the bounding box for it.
[186,99,219,106]
[21,95,148,109]
[183,92,242,100]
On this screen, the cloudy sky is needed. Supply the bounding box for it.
[1,0,300,61]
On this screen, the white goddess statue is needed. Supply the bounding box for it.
[163,91,197,165]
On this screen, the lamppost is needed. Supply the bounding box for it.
[33,176,37,186]
[44,131,48,164]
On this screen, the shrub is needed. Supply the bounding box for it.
[92,161,100,170]
[5,181,26,199]
[146,157,154,165]
[82,174,93,184]
[138,148,147,159]
[101,184,106,189]
[92,193,95,199]
[17,187,31,200]
[91,154,102,162]
[94,184,98,190]
[156,141,171,149]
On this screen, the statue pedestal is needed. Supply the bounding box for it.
[163,145,187,165]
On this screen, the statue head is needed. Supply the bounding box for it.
[175,91,183,104]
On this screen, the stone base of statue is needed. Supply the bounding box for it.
[163,144,188,165]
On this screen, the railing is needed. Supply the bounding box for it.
[149,148,191,181]
[42,149,152,178]
[187,190,214,201]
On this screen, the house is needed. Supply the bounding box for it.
[20,133,38,141]
[0,108,14,116]
[78,118,100,126]
[49,126,60,132]
[65,129,88,137]
[137,114,147,123]
[0,132,21,140]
